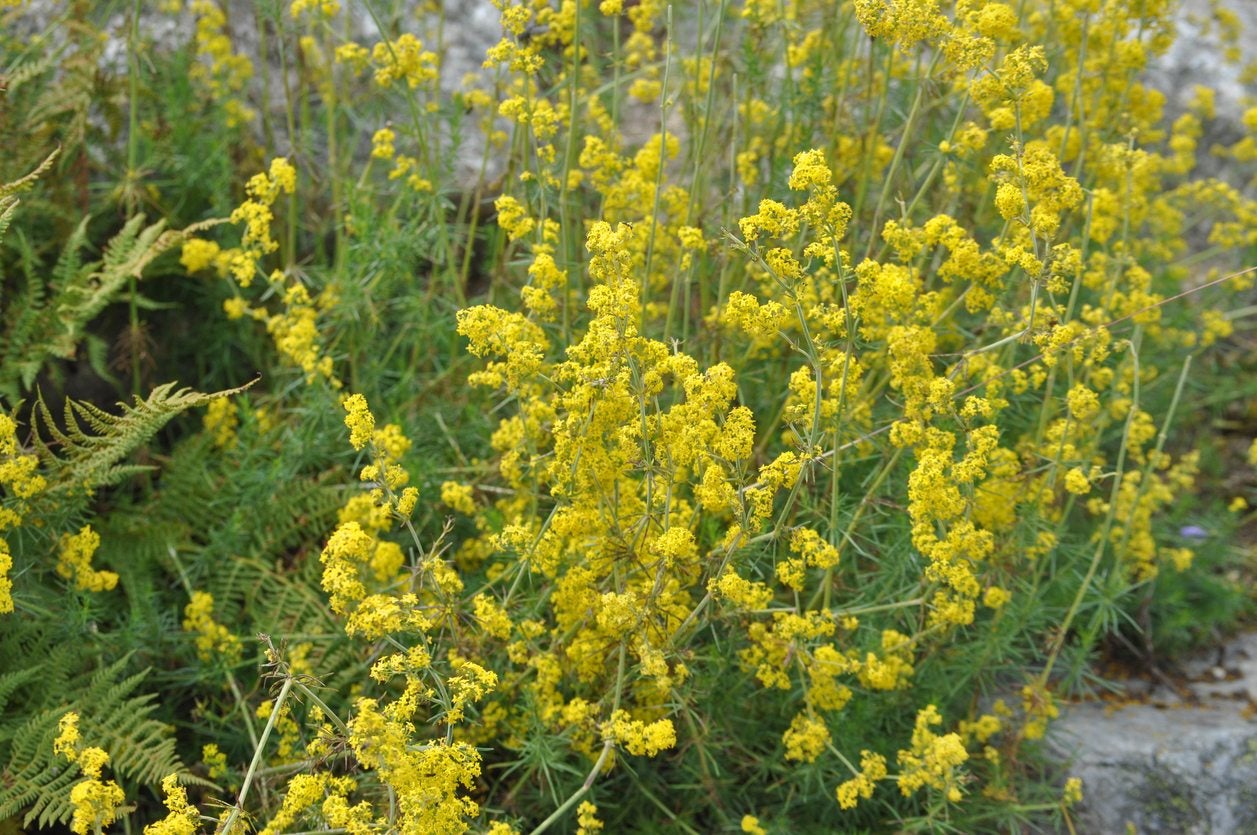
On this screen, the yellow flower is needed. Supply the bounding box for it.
[182,590,243,663]
[289,0,339,20]
[204,397,239,449]
[576,800,603,835]
[0,538,12,614]
[341,394,375,450]
[1063,467,1090,495]
[983,586,1011,609]
[440,481,476,515]
[371,127,396,160]
[56,525,118,593]
[741,814,767,835]
[55,712,81,761]
[180,238,221,273]
[782,712,831,763]
[69,771,126,835]
[1062,776,1084,806]
[603,709,677,757]
[202,743,228,780]
[144,774,199,835]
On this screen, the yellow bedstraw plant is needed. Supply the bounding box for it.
[174,0,1250,828]
[19,0,1249,831]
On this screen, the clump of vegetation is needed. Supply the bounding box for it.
[1,0,1255,832]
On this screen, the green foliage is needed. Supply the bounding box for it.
[1,212,221,398]
[31,380,254,498]
[0,0,1254,833]
[0,653,189,830]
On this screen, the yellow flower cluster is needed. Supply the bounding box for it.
[143,775,199,835]
[1,411,46,613]
[56,525,117,593]
[0,411,44,530]
[183,160,342,387]
[188,0,255,127]
[602,709,677,757]
[289,0,338,20]
[203,396,238,449]
[895,705,969,801]
[54,713,127,835]
[182,590,242,664]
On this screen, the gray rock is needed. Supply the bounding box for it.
[1050,632,1257,834]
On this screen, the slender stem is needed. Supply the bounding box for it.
[526,741,614,835]
[642,5,674,329]
[125,0,143,395]
[221,676,295,835]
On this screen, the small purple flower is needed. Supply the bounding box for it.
[1179,525,1209,541]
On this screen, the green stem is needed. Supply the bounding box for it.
[221,676,294,835]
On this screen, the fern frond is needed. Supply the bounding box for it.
[0,49,58,95]
[0,655,188,829]
[0,149,60,201]
[42,214,164,362]
[34,379,257,494]
[0,195,16,243]
[0,150,59,248]
[1,213,225,396]
[0,667,42,716]
[49,216,90,293]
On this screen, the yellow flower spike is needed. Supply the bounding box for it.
[144,774,199,835]
[182,590,242,663]
[54,712,81,762]
[56,525,117,594]
[341,394,375,451]
[0,539,11,614]
[201,743,228,780]
[576,800,603,834]
[1062,776,1084,806]
[396,486,420,518]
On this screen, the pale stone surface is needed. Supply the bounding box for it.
[1050,632,1257,834]
[15,0,1254,190]
[1148,0,1257,127]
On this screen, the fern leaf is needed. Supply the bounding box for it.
[49,216,90,293]
[0,149,59,200]
[0,49,58,95]
[0,195,16,243]
[0,655,188,829]
[34,379,257,494]
[46,214,162,362]
[0,213,225,397]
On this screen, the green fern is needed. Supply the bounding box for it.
[1,211,221,398]
[0,654,190,830]
[32,380,255,498]
[1,20,105,179]
[0,150,60,204]
[0,150,59,246]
